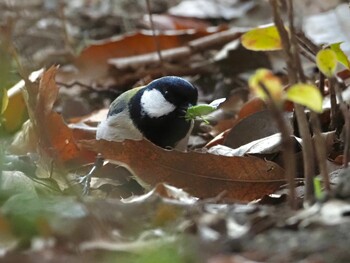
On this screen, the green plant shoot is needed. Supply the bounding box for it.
[316,49,337,77]
[248,69,283,103]
[241,25,282,51]
[186,104,216,122]
[330,42,350,69]
[286,83,323,113]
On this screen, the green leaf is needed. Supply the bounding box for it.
[1,194,86,239]
[316,49,337,77]
[241,25,282,51]
[286,83,323,113]
[186,104,216,120]
[330,42,350,69]
[1,171,38,197]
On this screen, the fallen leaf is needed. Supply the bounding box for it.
[21,67,90,165]
[1,171,38,197]
[237,97,267,120]
[224,110,282,149]
[8,120,38,155]
[81,139,285,202]
[57,29,219,87]
[36,67,59,116]
[44,112,81,163]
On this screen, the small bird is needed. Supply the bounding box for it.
[96,76,198,150]
[81,76,198,194]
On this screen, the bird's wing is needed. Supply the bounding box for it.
[96,86,144,142]
[107,86,144,117]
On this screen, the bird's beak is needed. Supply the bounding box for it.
[181,103,193,114]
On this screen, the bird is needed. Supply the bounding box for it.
[96,76,198,150]
[81,76,198,194]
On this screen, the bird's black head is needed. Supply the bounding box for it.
[147,76,198,108]
[129,76,198,148]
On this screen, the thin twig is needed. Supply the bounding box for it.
[270,0,316,205]
[319,72,325,96]
[329,78,338,130]
[334,79,350,167]
[287,0,306,82]
[299,49,315,63]
[310,112,331,193]
[58,1,72,51]
[296,32,320,55]
[259,82,297,209]
[294,26,333,195]
[145,0,164,68]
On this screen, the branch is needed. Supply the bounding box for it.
[108,27,246,70]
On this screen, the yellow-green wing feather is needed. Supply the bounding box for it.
[107,86,144,117]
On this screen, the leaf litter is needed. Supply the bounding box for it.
[1,0,350,262]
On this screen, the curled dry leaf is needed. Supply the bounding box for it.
[80,139,285,202]
[18,66,93,165]
[224,110,281,149]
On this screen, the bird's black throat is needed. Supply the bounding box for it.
[129,90,191,149]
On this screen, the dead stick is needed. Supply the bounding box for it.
[109,28,246,70]
[310,113,331,192]
[329,78,338,131]
[271,0,315,205]
[334,79,350,167]
[259,82,297,209]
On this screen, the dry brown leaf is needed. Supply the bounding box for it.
[224,110,280,149]
[81,139,285,201]
[22,67,92,165]
[237,97,267,120]
[43,112,81,163]
[36,67,59,115]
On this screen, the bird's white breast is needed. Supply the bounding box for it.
[96,110,143,142]
[140,89,176,118]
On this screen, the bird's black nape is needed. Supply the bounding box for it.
[129,76,198,148]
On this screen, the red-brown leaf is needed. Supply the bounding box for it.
[81,139,285,201]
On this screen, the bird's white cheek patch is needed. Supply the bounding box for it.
[141,89,176,118]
